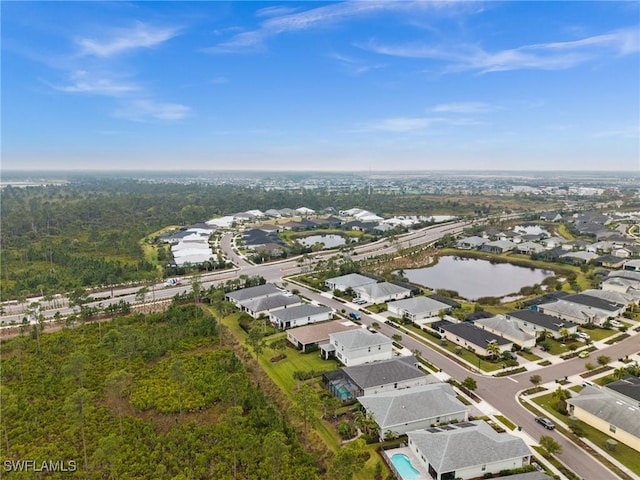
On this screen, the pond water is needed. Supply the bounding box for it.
[401,256,554,300]
[297,234,346,249]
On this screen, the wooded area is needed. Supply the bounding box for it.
[0,178,521,300]
[0,303,324,479]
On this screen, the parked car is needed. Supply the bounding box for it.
[609,320,623,328]
[578,350,590,358]
[576,331,590,340]
[348,312,361,320]
[535,417,555,430]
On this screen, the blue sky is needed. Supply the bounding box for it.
[2,1,639,171]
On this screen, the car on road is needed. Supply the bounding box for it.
[609,320,623,328]
[576,331,590,340]
[348,312,361,320]
[578,350,590,358]
[535,416,555,430]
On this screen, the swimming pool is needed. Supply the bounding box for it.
[391,453,421,480]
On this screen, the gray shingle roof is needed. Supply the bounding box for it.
[562,294,625,312]
[387,296,451,316]
[226,284,281,302]
[436,321,511,346]
[474,315,536,342]
[407,421,531,473]
[326,273,378,289]
[270,304,332,322]
[239,294,301,312]
[507,310,573,332]
[331,329,392,350]
[568,386,640,438]
[354,282,411,299]
[605,375,640,403]
[357,383,467,430]
[344,357,428,389]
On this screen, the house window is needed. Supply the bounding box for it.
[394,383,398,389]
[610,425,617,433]
[481,465,486,471]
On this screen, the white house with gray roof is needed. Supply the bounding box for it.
[406,421,532,480]
[354,282,411,304]
[325,273,378,292]
[507,310,576,339]
[537,294,626,326]
[269,304,333,330]
[225,284,282,306]
[387,296,452,322]
[473,315,536,349]
[327,329,393,366]
[581,289,638,307]
[358,383,468,440]
[456,236,487,250]
[567,385,640,452]
[239,294,303,318]
[480,240,517,254]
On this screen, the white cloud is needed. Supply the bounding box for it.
[361,27,640,73]
[113,99,190,121]
[255,6,300,18]
[328,52,385,75]
[364,115,485,133]
[52,70,139,96]
[431,101,497,114]
[77,21,180,57]
[208,1,459,53]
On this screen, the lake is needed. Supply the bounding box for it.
[297,234,347,249]
[401,256,554,300]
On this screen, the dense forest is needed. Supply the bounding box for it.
[0,303,325,479]
[1,176,544,299]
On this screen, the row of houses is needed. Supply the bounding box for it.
[225,284,334,330]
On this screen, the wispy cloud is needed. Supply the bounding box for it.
[364,115,485,133]
[113,99,190,122]
[51,70,139,96]
[76,21,180,57]
[255,6,300,18]
[361,27,640,73]
[207,1,459,54]
[594,124,640,139]
[328,52,385,75]
[431,101,497,114]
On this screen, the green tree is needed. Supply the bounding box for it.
[64,388,94,471]
[291,383,321,447]
[247,324,266,360]
[529,374,542,387]
[552,386,570,414]
[327,438,368,480]
[0,386,17,454]
[597,355,611,366]
[486,342,500,360]
[461,377,478,391]
[539,435,562,457]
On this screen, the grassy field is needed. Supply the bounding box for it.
[495,414,517,431]
[579,327,618,342]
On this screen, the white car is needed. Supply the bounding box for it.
[609,320,623,328]
[576,331,590,340]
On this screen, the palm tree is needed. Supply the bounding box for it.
[559,328,570,342]
[486,342,500,360]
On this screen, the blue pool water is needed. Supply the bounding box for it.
[391,453,421,480]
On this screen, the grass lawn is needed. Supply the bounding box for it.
[531,393,640,476]
[579,327,617,342]
[495,414,517,431]
[519,350,542,361]
[557,224,576,241]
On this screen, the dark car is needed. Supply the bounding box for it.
[535,417,555,430]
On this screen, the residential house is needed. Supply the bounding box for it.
[225,284,282,307]
[595,255,627,269]
[480,240,516,254]
[358,383,468,440]
[323,356,432,401]
[540,212,563,222]
[517,242,546,255]
[498,231,522,243]
[473,315,536,349]
[535,247,566,262]
[563,239,590,251]
[456,236,487,250]
[324,328,393,366]
[433,320,513,356]
[507,310,577,340]
[623,259,640,272]
[286,319,360,352]
[567,384,640,452]
[354,282,412,304]
[542,237,568,249]
[586,241,615,254]
[387,296,453,323]
[405,421,532,480]
[559,251,598,265]
[536,294,625,326]
[269,304,333,330]
[581,289,638,307]
[325,273,378,292]
[238,294,303,318]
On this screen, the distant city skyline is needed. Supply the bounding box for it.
[3,1,639,171]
